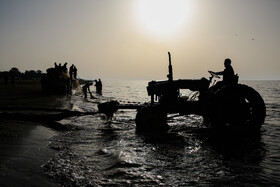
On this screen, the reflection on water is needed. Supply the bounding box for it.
[41,80,280,186]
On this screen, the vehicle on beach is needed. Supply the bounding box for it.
[98,53,266,133]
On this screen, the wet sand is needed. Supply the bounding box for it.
[0,79,70,186]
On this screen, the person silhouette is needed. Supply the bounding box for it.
[209,58,235,85]
[73,66,77,79]
[69,64,74,80]
[97,79,102,94]
[82,82,94,99]
[62,62,68,73]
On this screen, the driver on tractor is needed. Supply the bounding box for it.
[209,58,237,86]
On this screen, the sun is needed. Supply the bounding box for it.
[135,0,191,38]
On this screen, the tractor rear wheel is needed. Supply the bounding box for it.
[208,84,266,130]
[135,105,168,133]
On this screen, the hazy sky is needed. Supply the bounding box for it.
[0,0,279,80]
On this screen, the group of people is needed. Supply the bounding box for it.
[82,79,103,99]
[53,62,77,81]
[52,61,104,98]
[52,62,78,95]
[95,79,102,94]
[69,64,77,80]
[54,62,68,73]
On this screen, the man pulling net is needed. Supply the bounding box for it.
[82,82,96,99]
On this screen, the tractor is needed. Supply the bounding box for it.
[98,52,266,133]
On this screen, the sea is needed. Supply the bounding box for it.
[7,80,280,186]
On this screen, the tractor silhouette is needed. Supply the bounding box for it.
[98,53,266,133]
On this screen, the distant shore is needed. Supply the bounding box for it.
[0,79,71,186]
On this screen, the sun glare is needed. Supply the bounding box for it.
[135,0,191,38]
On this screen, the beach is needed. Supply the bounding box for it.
[0,79,69,186]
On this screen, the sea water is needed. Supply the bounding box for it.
[42,80,280,186]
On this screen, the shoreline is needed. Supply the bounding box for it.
[0,80,71,186]
[0,120,60,186]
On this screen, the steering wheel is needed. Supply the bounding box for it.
[208,71,220,79]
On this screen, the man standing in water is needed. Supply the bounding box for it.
[209,58,236,85]
[82,82,94,99]
[95,79,103,95]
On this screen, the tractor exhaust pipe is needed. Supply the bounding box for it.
[167,52,173,82]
